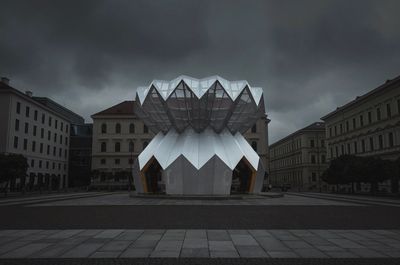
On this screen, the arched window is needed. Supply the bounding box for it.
[251,124,257,133]
[143,125,149,134]
[101,142,106,152]
[101,123,107,134]
[143,141,148,150]
[129,141,134,152]
[251,141,257,152]
[115,142,121,152]
[129,123,135,134]
[115,123,121,134]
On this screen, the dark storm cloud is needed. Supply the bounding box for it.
[1,0,400,142]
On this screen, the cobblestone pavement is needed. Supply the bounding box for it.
[1,258,400,265]
[1,229,400,259]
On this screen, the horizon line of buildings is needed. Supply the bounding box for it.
[0,74,399,193]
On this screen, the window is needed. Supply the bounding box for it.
[34,110,38,121]
[354,142,358,153]
[129,141,134,152]
[53,146,56,156]
[59,148,62,157]
[321,140,325,147]
[100,159,106,165]
[352,118,356,129]
[115,142,121,152]
[340,124,343,134]
[39,160,42,169]
[52,162,55,169]
[16,102,20,114]
[46,161,49,169]
[23,139,27,150]
[101,123,107,134]
[369,137,374,151]
[311,172,316,182]
[360,115,364,126]
[65,137,68,146]
[48,117,52,126]
[59,135,62,144]
[329,127,332,137]
[55,120,58,129]
[25,106,30,117]
[311,155,316,164]
[143,141,149,150]
[54,133,57,143]
[310,139,314,147]
[251,124,257,133]
[387,103,391,118]
[101,142,106,152]
[347,143,351,154]
[32,141,36,152]
[30,159,34,168]
[41,128,44,138]
[47,145,50,155]
[368,111,372,124]
[330,148,333,158]
[378,135,383,149]
[24,122,28,134]
[33,125,37,136]
[346,121,349,132]
[388,133,394,147]
[321,155,326,163]
[143,125,149,134]
[377,108,381,121]
[48,131,51,140]
[13,136,18,148]
[40,143,43,153]
[341,145,344,155]
[61,122,63,131]
[66,125,68,133]
[15,119,19,131]
[64,149,67,158]
[115,159,120,165]
[129,123,135,133]
[129,158,134,165]
[251,141,257,152]
[361,139,366,152]
[334,126,337,135]
[115,123,121,134]
[41,114,45,124]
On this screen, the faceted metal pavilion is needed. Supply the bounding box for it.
[133,75,266,195]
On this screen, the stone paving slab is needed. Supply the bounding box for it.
[1,229,400,258]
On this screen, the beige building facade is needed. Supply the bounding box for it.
[321,76,400,193]
[269,122,327,191]
[321,76,400,161]
[0,78,70,190]
[91,100,270,189]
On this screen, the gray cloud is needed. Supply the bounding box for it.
[1,0,399,143]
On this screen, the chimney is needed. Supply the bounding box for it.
[1,77,10,85]
[25,91,33,97]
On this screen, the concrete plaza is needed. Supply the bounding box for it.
[0,192,400,264]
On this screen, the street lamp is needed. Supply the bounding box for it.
[129,140,133,192]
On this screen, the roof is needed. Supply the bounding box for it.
[135,75,265,134]
[321,75,400,120]
[136,75,263,104]
[270,122,325,148]
[0,80,76,122]
[32,97,84,125]
[92,100,135,117]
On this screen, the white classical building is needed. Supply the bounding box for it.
[0,78,71,190]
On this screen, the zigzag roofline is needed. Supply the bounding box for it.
[136,75,263,105]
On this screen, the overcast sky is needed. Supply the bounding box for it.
[1,0,399,143]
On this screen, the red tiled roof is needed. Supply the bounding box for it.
[92,100,135,116]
